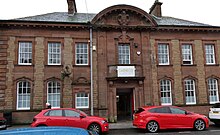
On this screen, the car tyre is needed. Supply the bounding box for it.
[88,123,101,134]
[194,119,205,131]
[146,121,159,133]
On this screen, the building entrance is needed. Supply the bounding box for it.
[116,89,133,121]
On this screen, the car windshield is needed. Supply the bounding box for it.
[77,110,88,116]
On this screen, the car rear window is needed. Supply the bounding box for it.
[134,108,145,114]
[149,107,171,114]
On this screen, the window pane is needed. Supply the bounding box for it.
[184,79,196,104]
[75,93,89,108]
[158,44,169,65]
[160,80,172,105]
[48,43,61,65]
[208,78,219,104]
[17,81,31,110]
[18,42,32,65]
[118,44,130,64]
[47,81,61,108]
[205,44,215,64]
[182,44,193,65]
[75,43,88,65]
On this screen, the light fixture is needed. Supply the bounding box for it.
[136,51,141,56]
[134,43,138,48]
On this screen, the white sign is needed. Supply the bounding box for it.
[117,66,135,77]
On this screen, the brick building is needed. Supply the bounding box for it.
[1,0,220,124]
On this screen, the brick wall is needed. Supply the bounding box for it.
[0,36,7,110]
[5,37,15,110]
[33,37,45,109]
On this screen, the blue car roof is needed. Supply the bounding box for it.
[0,127,90,135]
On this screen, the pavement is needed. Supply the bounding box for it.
[8,120,215,130]
[109,121,134,130]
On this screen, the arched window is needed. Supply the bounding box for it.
[160,80,172,105]
[208,78,219,104]
[47,81,61,108]
[17,81,31,110]
[184,79,196,105]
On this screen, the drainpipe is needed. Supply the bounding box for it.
[89,25,94,116]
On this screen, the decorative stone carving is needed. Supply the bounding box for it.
[117,11,130,26]
[61,65,72,80]
[72,77,90,85]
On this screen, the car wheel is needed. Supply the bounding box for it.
[88,123,101,134]
[146,121,159,133]
[194,119,206,131]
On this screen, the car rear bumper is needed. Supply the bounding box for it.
[133,121,146,129]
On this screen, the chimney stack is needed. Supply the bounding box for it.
[67,0,77,15]
[149,0,162,17]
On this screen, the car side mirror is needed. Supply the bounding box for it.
[80,114,86,119]
[185,111,191,115]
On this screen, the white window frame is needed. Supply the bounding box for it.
[75,43,88,65]
[208,78,219,104]
[160,80,172,105]
[182,44,193,65]
[184,79,196,105]
[205,44,215,65]
[17,81,31,110]
[47,81,61,108]
[18,42,32,65]
[118,44,130,64]
[75,93,89,109]
[48,42,61,65]
[158,43,170,65]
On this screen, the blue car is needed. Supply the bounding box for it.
[0,126,99,135]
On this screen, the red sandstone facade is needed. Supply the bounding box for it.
[1,0,220,124]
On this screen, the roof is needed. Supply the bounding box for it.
[10,12,211,27]
[14,12,96,24]
[152,15,211,27]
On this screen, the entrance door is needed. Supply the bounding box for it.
[116,89,133,121]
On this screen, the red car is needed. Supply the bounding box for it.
[31,108,108,134]
[133,106,209,133]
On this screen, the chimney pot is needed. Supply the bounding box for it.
[149,0,162,17]
[67,0,77,14]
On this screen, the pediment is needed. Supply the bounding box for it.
[72,77,90,85]
[92,5,157,27]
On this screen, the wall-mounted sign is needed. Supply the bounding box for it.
[117,66,135,77]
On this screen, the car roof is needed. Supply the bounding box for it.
[140,105,179,110]
[44,108,77,110]
[0,127,90,135]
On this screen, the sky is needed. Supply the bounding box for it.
[0,0,220,26]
